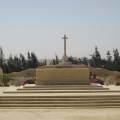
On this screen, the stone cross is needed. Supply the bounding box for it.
[62,34,68,57]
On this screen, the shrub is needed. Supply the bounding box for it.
[0,74,11,86]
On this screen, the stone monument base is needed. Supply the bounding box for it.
[36,67,90,85]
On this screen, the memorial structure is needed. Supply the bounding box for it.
[2,35,120,109]
[36,35,90,85]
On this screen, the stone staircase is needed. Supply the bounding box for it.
[1,85,120,108]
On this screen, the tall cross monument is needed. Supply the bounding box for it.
[62,34,68,58]
[61,34,71,65]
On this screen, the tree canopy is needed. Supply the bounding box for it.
[0,46,120,73]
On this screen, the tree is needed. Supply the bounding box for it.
[55,55,59,64]
[113,49,119,62]
[27,52,39,68]
[90,47,102,67]
[0,47,4,68]
[7,55,15,73]
[31,52,39,68]
[27,52,32,68]
[113,49,120,71]
[13,56,21,72]
[105,51,113,70]
[19,53,27,70]
[81,57,88,65]
[94,47,101,60]
[106,51,112,62]
[0,74,11,86]
[68,56,79,64]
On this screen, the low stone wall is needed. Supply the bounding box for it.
[36,68,90,85]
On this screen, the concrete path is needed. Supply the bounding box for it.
[0,108,120,120]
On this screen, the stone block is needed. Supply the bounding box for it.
[36,68,90,85]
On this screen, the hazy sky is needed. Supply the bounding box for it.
[0,0,120,59]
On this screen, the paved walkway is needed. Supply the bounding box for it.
[0,108,120,120]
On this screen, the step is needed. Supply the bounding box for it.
[3,90,120,94]
[23,85,103,88]
[1,97,120,101]
[1,96,120,102]
[1,95,120,98]
[0,103,120,107]
[1,96,120,100]
[0,99,120,104]
[18,87,109,90]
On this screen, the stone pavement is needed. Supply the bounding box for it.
[0,108,120,120]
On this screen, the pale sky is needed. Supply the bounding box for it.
[0,0,120,59]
